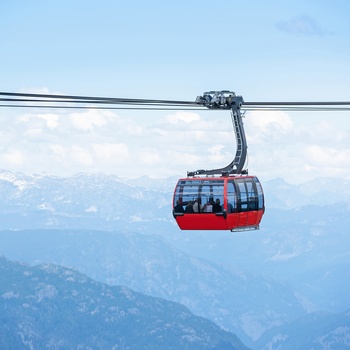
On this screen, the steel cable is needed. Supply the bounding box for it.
[1,91,350,111]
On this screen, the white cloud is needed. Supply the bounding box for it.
[245,110,294,144]
[208,144,227,163]
[49,145,66,157]
[69,110,109,131]
[93,143,129,163]
[166,111,201,124]
[168,151,201,166]
[1,106,349,183]
[3,150,24,165]
[245,113,350,183]
[305,145,350,166]
[139,150,161,165]
[19,113,59,129]
[39,114,60,129]
[20,87,56,95]
[23,128,43,137]
[126,124,143,136]
[308,120,348,143]
[85,205,98,213]
[71,146,93,165]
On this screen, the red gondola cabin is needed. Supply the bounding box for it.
[173,175,264,231]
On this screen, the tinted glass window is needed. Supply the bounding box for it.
[174,179,224,213]
[227,181,237,213]
[254,177,264,210]
[236,179,248,211]
[245,179,258,210]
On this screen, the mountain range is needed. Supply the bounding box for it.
[0,257,247,350]
[1,169,349,231]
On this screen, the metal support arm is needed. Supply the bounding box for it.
[188,91,247,177]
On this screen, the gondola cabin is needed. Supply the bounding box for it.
[173,175,264,231]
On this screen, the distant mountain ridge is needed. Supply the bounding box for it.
[263,176,350,209]
[0,257,248,350]
[1,169,349,230]
[0,169,173,231]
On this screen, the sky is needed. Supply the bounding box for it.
[0,0,349,184]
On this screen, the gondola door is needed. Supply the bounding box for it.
[235,178,258,228]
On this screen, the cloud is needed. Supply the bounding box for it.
[305,144,350,166]
[71,146,93,165]
[23,128,43,137]
[208,144,227,163]
[167,151,201,166]
[20,87,58,95]
[276,16,330,36]
[38,114,60,129]
[240,109,350,183]
[139,149,161,165]
[93,143,129,163]
[166,111,201,124]
[49,145,66,157]
[19,113,59,130]
[1,106,349,183]
[308,121,348,143]
[69,110,109,131]
[3,150,24,165]
[245,110,294,144]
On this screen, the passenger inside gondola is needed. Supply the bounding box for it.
[213,199,222,212]
[193,198,202,212]
[174,199,184,213]
[203,199,214,212]
[185,201,194,213]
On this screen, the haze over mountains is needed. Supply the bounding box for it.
[0,169,349,349]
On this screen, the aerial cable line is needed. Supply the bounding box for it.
[243,106,350,111]
[244,101,350,106]
[1,103,350,112]
[2,91,350,106]
[0,104,207,111]
[0,92,197,106]
[0,91,350,111]
[0,98,204,108]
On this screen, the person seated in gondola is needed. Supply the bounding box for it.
[193,198,202,212]
[185,201,195,213]
[203,198,214,212]
[227,202,234,213]
[174,199,185,213]
[212,198,222,213]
